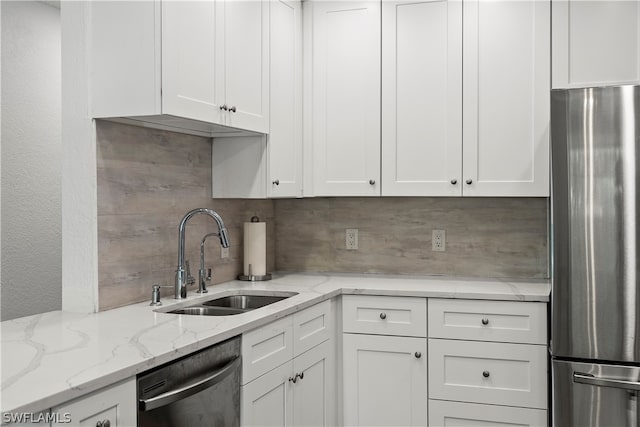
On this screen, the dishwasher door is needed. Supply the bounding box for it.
[137,336,241,427]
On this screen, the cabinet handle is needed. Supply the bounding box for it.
[96,421,111,427]
[289,375,297,383]
[483,370,490,378]
[481,317,489,326]
[414,352,422,359]
[466,179,473,185]
[272,179,280,186]
[220,104,228,111]
[230,106,237,113]
[297,372,304,381]
[450,179,457,185]
[379,312,387,320]
[369,179,376,185]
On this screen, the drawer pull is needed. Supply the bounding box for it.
[481,317,489,326]
[483,370,490,378]
[380,312,387,320]
[414,352,422,359]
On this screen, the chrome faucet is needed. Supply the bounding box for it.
[175,208,230,299]
[198,232,219,294]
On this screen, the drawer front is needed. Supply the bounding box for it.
[293,299,333,357]
[343,295,427,337]
[429,399,548,427]
[428,339,547,409]
[428,299,547,344]
[242,316,293,384]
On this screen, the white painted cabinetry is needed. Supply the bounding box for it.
[381,0,462,197]
[427,299,548,427]
[462,0,550,197]
[309,1,381,197]
[241,300,336,426]
[51,378,136,427]
[342,295,427,427]
[552,0,640,88]
[212,0,302,199]
[90,0,269,135]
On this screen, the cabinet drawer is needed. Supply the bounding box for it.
[242,316,293,384]
[293,299,333,357]
[428,299,547,344]
[428,339,547,409]
[343,295,427,337]
[428,399,547,427]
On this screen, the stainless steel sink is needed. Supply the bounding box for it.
[163,291,298,316]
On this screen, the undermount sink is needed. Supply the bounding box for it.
[163,291,298,316]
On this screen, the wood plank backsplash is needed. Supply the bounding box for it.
[274,197,548,278]
[96,121,275,311]
[97,120,548,310]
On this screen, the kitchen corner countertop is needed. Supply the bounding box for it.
[1,272,550,415]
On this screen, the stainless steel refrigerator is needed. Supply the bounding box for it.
[551,84,640,426]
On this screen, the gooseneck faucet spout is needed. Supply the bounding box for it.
[176,208,230,299]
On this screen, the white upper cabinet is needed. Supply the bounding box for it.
[462,0,550,197]
[381,0,462,197]
[268,0,303,198]
[91,0,269,135]
[552,0,640,88]
[310,1,381,196]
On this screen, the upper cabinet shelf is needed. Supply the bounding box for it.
[90,0,269,136]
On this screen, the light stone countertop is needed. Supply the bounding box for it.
[1,272,550,415]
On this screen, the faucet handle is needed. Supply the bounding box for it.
[185,260,196,286]
[206,268,212,281]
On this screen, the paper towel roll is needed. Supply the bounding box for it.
[243,221,267,276]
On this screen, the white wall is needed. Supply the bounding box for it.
[1,1,62,320]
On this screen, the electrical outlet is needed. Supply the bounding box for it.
[432,229,446,252]
[346,229,359,250]
[221,247,229,259]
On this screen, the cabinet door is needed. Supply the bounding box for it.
[224,0,270,133]
[242,361,294,427]
[343,334,427,427]
[52,378,136,427]
[311,1,381,196]
[462,0,550,197]
[429,400,547,427]
[552,0,640,88]
[292,340,336,427]
[268,0,303,198]
[381,0,462,196]
[162,0,226,124]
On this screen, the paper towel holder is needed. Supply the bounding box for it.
[238,264,272,281]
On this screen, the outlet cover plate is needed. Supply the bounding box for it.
[346,229,359,250]
[432,229,446,252]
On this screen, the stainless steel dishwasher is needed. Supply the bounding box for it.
[137,336,241,426]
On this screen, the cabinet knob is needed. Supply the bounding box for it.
[230,106,237,113]
[414,352,422,359]
[481,317,489,326]
[483,370,490,378]
[220,104,228,111]
[369,179,376,185]
[466,179,473,185]
[379,312,387,320]
[450,179,457,185]
[272,179,280,186]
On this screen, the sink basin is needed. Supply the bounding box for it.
[163,291,298,316]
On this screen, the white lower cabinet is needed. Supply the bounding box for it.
[51,378,136,427]
[242,361,294,426]
[343,333,427,427]
[429,400,547,427]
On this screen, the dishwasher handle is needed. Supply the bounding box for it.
[574,372,640,391]
[139,356,241,411]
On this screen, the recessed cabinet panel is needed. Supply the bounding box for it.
[312,1,381,196]
[553,0,640,88]
[241,361,293,427]
[462,0,550,196]
[242,316,294,384]
[428,339,548,409]
[224,0,270,133]
[162,0,225,124]
[293,299,333,356]
[382,0,462,196]
[292,340,335,427]
[429,399,548,427]
[343,295,427,337]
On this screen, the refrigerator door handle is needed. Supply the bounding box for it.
[574,372,640,391]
